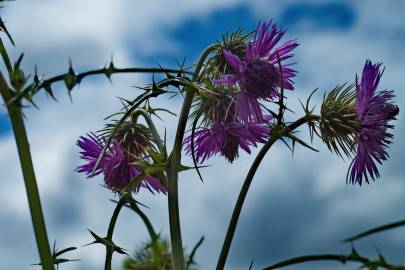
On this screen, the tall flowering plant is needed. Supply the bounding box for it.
[0,3,402,270]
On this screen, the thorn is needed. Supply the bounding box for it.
[43,82,57,101]
[248,260,254,270]
[68,90,73,104]
[161,63,174,80]
[105,57,115,82]
[15,53,24,69]
[68,57,73,70]
[0,18,15,46]
[64,60,77,91]
[29,98,40,109]
[177,57,187,76]
[33,65,39,84]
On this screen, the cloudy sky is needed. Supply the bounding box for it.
[1,1,404,269]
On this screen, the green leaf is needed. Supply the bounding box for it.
[143,163,167,176]
[145,146,166,163]
[54,247,77,258]
[186,236,204,269]
[87,229,106,245]
[0,17,15,45]
[286,134,319,152]
[178,163,209,173]
[190,112,205,183]
[0,38,12,74]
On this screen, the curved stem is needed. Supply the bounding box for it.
[167,90,193,270]
[342,218,405,243]
[132,109,164,152]
[0,74,55,270]
[261,251,404,270]
[215,134,277,270]
[216,116,318,270]
[129,200,158,243]
[167,44,217,270]
[104,195,126,270]
[262,254,358,270]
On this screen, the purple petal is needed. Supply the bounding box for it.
[223,49,244,70]
[212,73,240,85]
[349,60,396,185]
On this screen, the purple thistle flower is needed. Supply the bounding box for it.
[184,119,271,163]
[76,133,167,194]
[213,20,298,122]
[349,60,397,185]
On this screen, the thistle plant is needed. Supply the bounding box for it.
[0,2,402,270]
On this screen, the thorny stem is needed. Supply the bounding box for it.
[10,66,190,105]
[167,44,217,270]
[104,195,127,270]
[216,115,320,270]
[261,252,405,270]
[106,194,159,270]
[0,74,55,270]
[276,53,285,125]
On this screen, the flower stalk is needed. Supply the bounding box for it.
[216,115,320,270]
[167,44,217,270]
[104,196,127,270]
[261,250,405,270]
[0,74,55,270]
[128,200,159,243]
[131,109,164,151]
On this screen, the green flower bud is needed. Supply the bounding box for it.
[319,84,360,158]
[202,29,251,79]
[10,67,26,91]
[115,122,155,159]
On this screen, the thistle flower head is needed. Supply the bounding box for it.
[190,85,237,125]
[212,20,298,122]
[115,122,155,158]
[188,82,271,164]
[184,120,270,163]
[349,60,398,185]
[76,133,166,194]
[319,84,360,158]
[194,29,256,123]
[202,28,251,79]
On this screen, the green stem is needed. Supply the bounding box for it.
[276,53,285,125]
[132,109,164,151]
[167,44,217,270]
[261,252,404,270]
[104,195,126,270]
[0,74,55,270]
[216,116,317,270]
[167,90,193,270]
[128,197,164,267]
[10,66,191,105]
[342,218,405,243]
[129,200,158,243]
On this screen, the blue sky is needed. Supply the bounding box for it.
[1,1,405,270]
